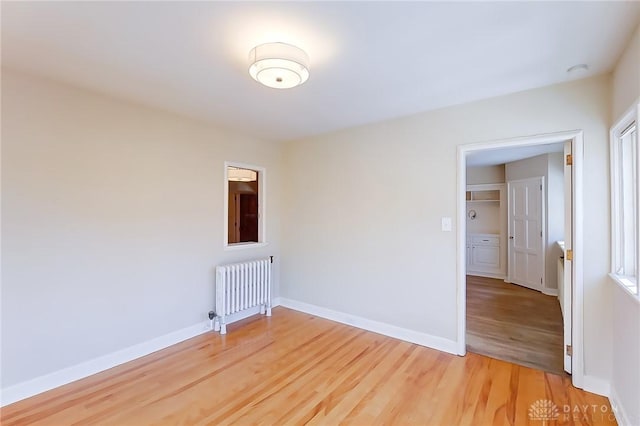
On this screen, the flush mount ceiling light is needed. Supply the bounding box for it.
[566,63,589,74]
[228,167,257,182]
[248,42,309,89]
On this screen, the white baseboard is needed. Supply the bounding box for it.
[1,320,210,407]
[541,287,559,296]
[582,375,610,397]
[278,298,458,355]
[467,272,506,280]
[1,298,285,407]
[2,297,285,407]
[609,385,633,426]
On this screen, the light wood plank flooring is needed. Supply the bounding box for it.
[466,275,565,375]
[3,307,613,425]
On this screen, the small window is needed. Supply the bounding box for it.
[610,103,639,297]
[224,163,265,249]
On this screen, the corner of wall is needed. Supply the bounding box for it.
[610,385,633,426]
[278,298,459,356]
[1,321,211,407]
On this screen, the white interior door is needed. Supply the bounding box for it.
[563,142,573,374]
[508,177,544,290]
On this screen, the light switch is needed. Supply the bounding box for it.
[441,217,452,232]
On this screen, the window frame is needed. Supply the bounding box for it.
[223,161,267,251]
[609,100,640,300]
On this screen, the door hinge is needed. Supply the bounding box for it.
[566,154,573,166]
[540,277,543,284]
[566,344,572,357]
[566,249,573,261]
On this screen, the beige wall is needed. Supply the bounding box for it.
[3,47,629,403]
[505,154,548,181]
[282,74,612,382]
[1,70,284,388]
[546,153,565,292]
[466,200,501,235]
[466,166,505,267]
[466,165,505,184]
[611,286,640,425]
[612,25,640,119]
[610,24,640,426]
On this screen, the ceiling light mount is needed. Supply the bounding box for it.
[249,42,310,89]
[566,63,589,74]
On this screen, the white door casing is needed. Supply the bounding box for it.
[508,177,545,291]
[457,130,584,390]
[563,141,573,374]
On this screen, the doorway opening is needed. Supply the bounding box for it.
[229,186,259,244]
[457,131,584,388]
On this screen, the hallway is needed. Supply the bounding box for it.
[466,275,565,375]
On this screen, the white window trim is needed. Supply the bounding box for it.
[609,99,640,301]
[609,274,640,304]
[223,161,267,251]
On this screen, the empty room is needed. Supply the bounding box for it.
[2,2,639,425]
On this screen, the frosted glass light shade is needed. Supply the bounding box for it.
[228,167,257,182]
[249,42,309,89]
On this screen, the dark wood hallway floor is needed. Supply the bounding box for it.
[466,275,565,375]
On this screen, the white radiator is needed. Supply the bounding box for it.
[214,257,272,334]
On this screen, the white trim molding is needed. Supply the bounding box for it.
[610,385,633,426]
[467,272,506,280]
[457,130,585,390]
[582,375,610,397]
[609,273,640,304]
[541,288,559,297]
[609,99,640,301]
[1,321,210,406]
[278,298,458,355]
[223,161,267,250]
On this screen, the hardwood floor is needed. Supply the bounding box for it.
[466,275,565,375]
[2,307,614,425]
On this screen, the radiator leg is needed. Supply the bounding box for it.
[220,317,227,335]
[259,305,265,315]
[213,317,220,332]
[266,304,272,317]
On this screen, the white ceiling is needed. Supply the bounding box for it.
[2,2,639,142]
[466,142,565,167]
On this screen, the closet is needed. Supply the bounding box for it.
[466,183,506,278]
